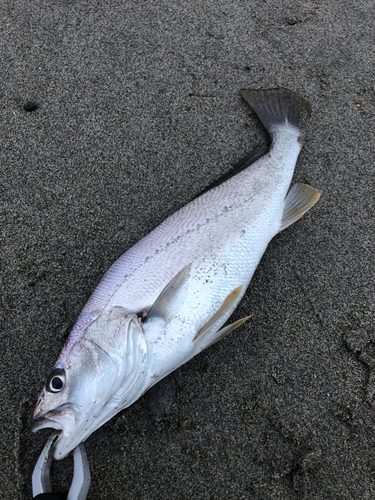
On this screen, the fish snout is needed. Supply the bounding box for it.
[31,404,80,459]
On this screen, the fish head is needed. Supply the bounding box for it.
[32,308,147,459]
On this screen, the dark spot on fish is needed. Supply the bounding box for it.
[137,310,149,323]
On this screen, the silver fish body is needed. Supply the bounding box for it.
[33,88,320,459]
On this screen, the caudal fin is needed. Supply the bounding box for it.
[241,88,311,142]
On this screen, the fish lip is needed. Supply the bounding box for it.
[31,415,64,433]
[32,403,77,431]
[31,403,86,460]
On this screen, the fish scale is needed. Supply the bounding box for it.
[32,88,320,462]
[81,134,299,317]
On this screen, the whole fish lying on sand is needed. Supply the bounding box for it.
[32,88,320,460]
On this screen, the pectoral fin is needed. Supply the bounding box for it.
[146,263,192,323]
[279,183,320,232]
[194,285,243,343]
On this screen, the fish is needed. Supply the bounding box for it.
[32,88,320,460]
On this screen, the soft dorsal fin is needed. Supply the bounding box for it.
[146,263,192,323]
[197,144,269,198]
[194,285,243,343]
[279,183,320,232]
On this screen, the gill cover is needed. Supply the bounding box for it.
[32,307,148,459]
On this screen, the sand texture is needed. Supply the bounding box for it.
[1,0,374,498]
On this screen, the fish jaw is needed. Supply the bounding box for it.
[32,404,82,459]
[32,404,77,433]
[32,409,91,460]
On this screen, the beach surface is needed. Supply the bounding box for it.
[1,1,374,498]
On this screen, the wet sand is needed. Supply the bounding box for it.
[1,1,374,498]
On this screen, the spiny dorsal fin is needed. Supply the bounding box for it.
[279,183,320,232]
[193,285,243,343]
[146,263,192,323]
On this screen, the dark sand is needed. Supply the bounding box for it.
[1,1,374,498]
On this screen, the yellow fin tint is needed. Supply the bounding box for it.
[193,285,243,343]
[279,184,320,232]
[205,316,250,349]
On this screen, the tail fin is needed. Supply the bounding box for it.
[241,88,311,142]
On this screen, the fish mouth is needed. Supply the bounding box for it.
[32,404,83,460]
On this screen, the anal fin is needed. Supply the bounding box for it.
[193,285,243,344]
[204,316,250,349]
[279,183,320,232]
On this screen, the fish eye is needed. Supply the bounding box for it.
[46,368,66,393]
